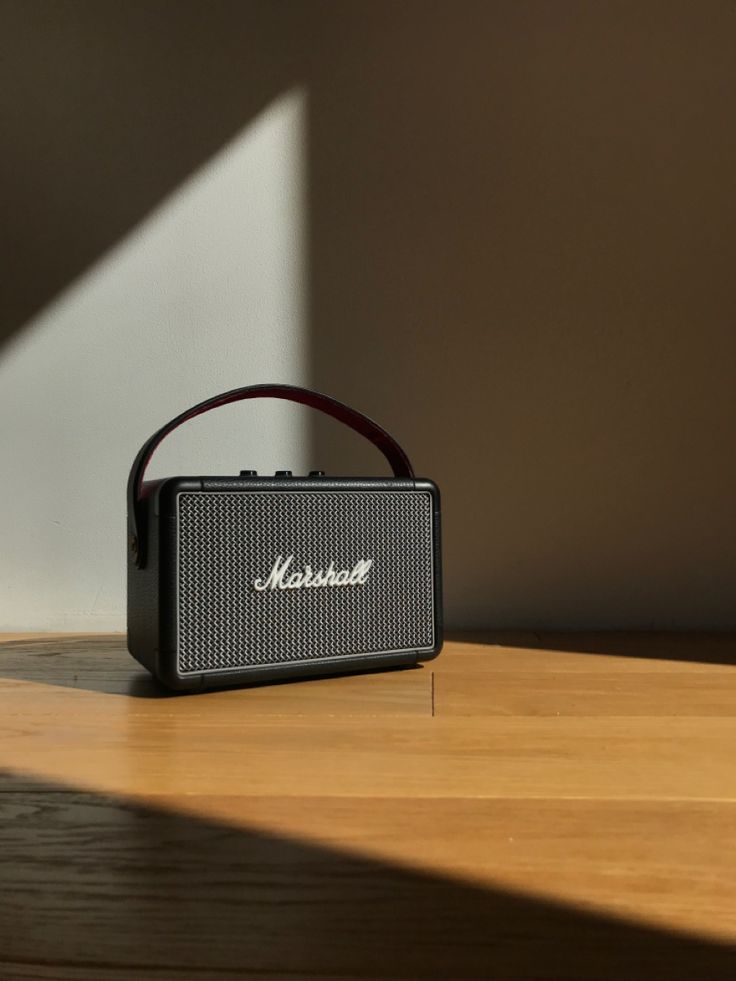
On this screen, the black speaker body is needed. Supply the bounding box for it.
[127,384,442,691]
[128,474,442,690]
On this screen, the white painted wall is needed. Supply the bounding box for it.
[0,91,308,630]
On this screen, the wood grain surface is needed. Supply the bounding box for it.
[1,632,735,979]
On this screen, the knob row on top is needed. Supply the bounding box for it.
[239,470,326,477]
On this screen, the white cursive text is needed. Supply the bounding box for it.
[253,555,373,591]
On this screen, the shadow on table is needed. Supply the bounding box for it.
[2,633,736,702]
[0,634,169,697]
[1,770,734,980]
[448,631,736,668]
[0,634,427,699]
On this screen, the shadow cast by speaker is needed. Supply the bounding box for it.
[0,633,428,699]
[0,634,166,697]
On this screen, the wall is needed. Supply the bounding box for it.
[0,3,310,630]
[308,0,736,628]
[1,1,735,630]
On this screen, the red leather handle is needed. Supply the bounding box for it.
[127,383,415,567]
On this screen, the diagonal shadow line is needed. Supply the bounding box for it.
[0,0,311,347]
[448,631,736,668]
[1,769,734,980]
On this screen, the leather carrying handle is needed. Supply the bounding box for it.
[127,383,415,568]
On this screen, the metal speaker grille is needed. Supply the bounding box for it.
[177,491,435,674]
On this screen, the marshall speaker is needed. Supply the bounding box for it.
[127,384,442,690]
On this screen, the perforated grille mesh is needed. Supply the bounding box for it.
[177,491,435,674]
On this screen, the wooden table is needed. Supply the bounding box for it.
[1,632,735,979]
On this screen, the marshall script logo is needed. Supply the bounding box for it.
[254,554,373,592]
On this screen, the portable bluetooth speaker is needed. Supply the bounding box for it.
[127,384,442,690]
